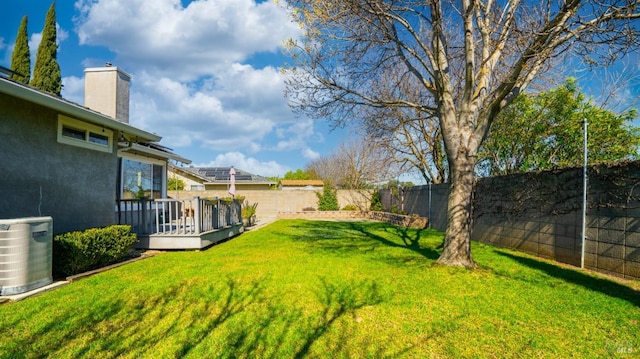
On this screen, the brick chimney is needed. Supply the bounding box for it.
[84,64,131,123]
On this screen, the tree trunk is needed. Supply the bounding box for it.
[437,151,477,268]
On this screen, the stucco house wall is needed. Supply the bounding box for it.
[0,92,117,234]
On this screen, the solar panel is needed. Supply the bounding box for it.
[191,167,259,182]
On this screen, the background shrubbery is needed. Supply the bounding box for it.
[341,204,359,211]
[53,225,137,277]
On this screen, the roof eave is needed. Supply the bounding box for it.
[0,77,161,143]
[119,143,191,164]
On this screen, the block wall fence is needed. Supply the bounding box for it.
[170,189,374,222]
[380,161,640,280]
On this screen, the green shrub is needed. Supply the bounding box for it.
[53,225,137,277]
[242,201,258,219]
[316,185,339,211]
[341,204,359,211]
[370,191,383,211]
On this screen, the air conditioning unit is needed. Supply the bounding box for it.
[0,217,53,296]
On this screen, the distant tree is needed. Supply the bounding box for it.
[167,178,185,191]
[477,78,640,176]
[10,15,30,84]
[307,136,401,189]
[283,169,314,180]
[30,1,61,96]
[383,179,414,190]
[316,184,339,211]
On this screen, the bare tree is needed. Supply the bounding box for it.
[284,0,639,268]
[365,106,449,184]
[307,136,400,188]
[590,59,640,113]
[360,69,449,184]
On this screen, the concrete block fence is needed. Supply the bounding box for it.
[380,161,640,280]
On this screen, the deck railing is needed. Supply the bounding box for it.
[116,197,242,236]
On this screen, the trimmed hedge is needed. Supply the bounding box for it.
[53,225,137,277]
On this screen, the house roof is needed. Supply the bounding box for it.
[171,165,276,185]
[0,71,190,164]
[0,76,159,143]
[280,180,325,186]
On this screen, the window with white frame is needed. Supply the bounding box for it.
[120,155,166,200]
[57,114,113,153]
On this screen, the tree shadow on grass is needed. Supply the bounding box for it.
[293,277,383,358]
[0,277,267,358]
[494,250,640,307]
[282,220,441,265]
[220,276,413,358]
[347,222,442,262]
[1,274,413,358]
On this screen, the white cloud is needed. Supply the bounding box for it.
[61,75,84,104]
[130,69,282,151]
[0,38,11,64]
[302,147,320,160]
[70,0,327,173]
[75,0,301,80]
[196,152,290,177]
[56,24,69,44]
[28,33,41,55]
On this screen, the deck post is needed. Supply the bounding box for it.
[194,197,201,234]
[214,199,219,229]
[141,197,148,234]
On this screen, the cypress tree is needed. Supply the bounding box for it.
[30,1,61,96]
[10,15,30,84]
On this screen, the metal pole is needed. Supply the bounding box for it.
[428,181,432,229]
[581,119,588,268]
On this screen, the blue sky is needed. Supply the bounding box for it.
[1,1,637,181]
[0,0,350,178]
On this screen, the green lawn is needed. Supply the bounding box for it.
[1,219,639,358]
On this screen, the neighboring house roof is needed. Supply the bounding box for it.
[280,180,325,187]
[171,165,276,185]
[0,72,190,164]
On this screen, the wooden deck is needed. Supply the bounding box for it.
[116,197,244,250]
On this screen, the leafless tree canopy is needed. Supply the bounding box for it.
[306,136,401,188]
[283,0,639,267]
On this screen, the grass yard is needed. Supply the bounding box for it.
[1,219,639,358]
